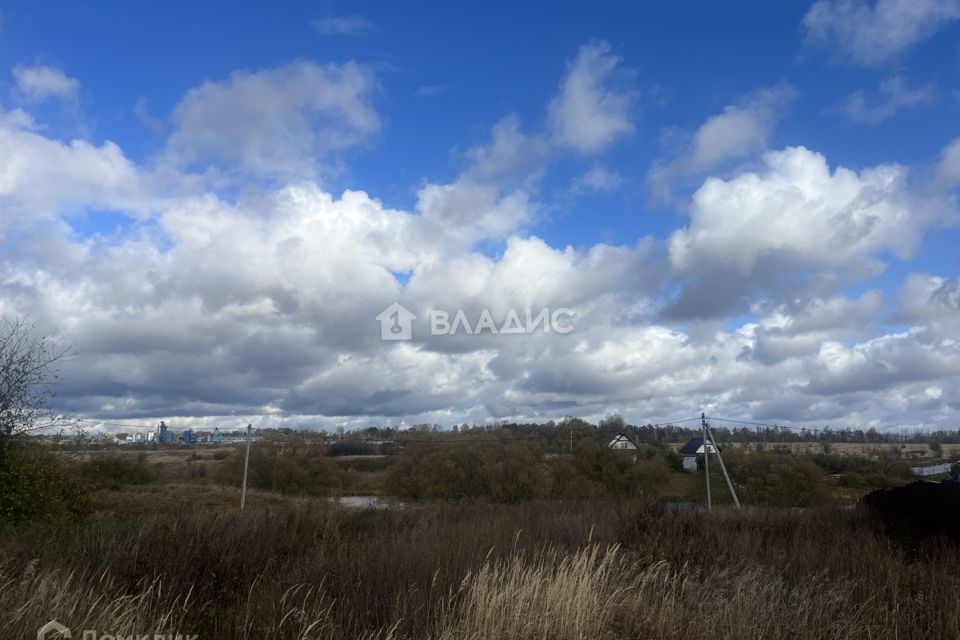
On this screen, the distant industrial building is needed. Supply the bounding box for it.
[107,422,256,447]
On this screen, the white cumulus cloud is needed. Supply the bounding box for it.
[648,84,796,198]
[12,65,80,103]
[669,146,948,275]
[0,116,161,232]
[547,41,636,154]
[803,0,960,65]
[166,60,380,179]
[935,137,960,188]
[830,75,936,124]
[662,145,956,320]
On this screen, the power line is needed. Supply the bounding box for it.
[649,417,703,427]
[708,416,832,431]
[706,416,923,439]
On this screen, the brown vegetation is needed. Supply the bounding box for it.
[2,488,959,639]
[1,425,944,639]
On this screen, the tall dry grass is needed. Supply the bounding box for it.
[438,541,955,640]
[438,545,627,640]
[1,492,959,639]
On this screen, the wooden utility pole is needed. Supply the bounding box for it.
[702,412,711,510]
[240,423,252,510]
[704,417,742,509]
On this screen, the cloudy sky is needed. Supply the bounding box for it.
[1,1,959,431]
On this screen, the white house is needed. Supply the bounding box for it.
[608,432,638,450]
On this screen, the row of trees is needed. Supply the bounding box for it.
[279,414,960,452]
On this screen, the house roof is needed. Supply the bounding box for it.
[607,432,638,449]
[678,437,719,455]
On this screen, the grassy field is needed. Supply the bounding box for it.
[2,482,959,640]
[2,441,946,638]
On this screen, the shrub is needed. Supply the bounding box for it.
[566,440,671,498]
[664,449,684,472]
[390,445,485,499]
[723,450,832,507]
[810,452,913,490]
[326,440,377,456]
[215,442,344,496]
[0,445,90,525]
[387,442,550,501]
[75,453,157,490]
[387,440,674,501]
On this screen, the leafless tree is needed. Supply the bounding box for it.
[0,317,73,461]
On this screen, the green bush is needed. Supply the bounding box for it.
[326,441,377,456]
[665,449,684,472]
[809,452,913,490]
[75,453,157,490]
[0,446,90,525]
[386,439,674,501]
[387,442,549,501]
[215,442,344,496]
[723,450,831,507]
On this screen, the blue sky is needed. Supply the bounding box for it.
[0,1,959,430]
[5,3,958,224]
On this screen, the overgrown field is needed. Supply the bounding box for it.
[0,438,951,639]
[51,436,921,506]
[2,485,959,640]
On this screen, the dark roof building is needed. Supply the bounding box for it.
[679,437,718,456]
[678,437,719,471]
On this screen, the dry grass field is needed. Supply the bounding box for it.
[3,436,958,639]
[2,484,959,640]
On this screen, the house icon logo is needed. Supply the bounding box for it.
[37,620,71,639]
[375,302,417,341]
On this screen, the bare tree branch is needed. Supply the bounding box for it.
[0,317,74,460]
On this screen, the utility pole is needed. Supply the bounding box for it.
[634,425,641,464]
[569,428,573,455]
[702,412,711,510]
[704,417,742,509]
[240,423,252,510]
